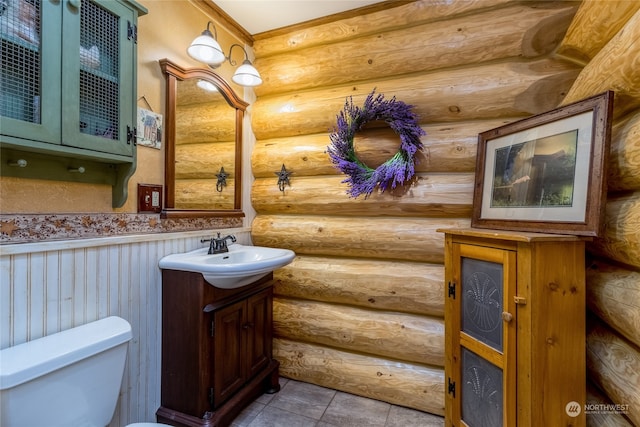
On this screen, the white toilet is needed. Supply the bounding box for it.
[0,316,169,427]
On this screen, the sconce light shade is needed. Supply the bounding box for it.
[196,79,218,92]
[187,22,262,87]
[232,60,263,87]
[187,25,225,66]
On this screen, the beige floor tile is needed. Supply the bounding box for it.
[319,391,390,426]
[269,379,336,420]
[247,405,318,427]
[385,405,444,426]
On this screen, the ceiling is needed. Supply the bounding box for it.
[214,0,385,35]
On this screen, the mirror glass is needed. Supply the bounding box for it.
[175,78,235,209]
[160,59,247,218]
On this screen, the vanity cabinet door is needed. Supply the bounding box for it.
[213,299,246,407]
[211,287,273,408]
[246,287,272,379]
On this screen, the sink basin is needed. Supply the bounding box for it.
[159,244,295,288]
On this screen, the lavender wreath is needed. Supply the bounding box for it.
[328,90,425,199]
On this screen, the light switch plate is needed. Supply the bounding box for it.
[138,184,163,213]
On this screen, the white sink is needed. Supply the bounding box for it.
[159,244,295,288]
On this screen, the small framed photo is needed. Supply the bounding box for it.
[137,107,163,149]
[471,91,614,236]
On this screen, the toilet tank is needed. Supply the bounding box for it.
[0,316,132,427]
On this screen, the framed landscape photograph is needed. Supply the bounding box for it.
[471,91,614,236]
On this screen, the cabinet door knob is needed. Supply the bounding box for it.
[69,0,81,10]
[502,312,513,323]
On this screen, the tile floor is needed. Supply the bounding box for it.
[231,378,444,427]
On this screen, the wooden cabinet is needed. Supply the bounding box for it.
[0,0,146,207]
[440,228,586,427]
[157,269,280,427]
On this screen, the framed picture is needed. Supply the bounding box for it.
[136,107,163,149]
[471,91,614,236]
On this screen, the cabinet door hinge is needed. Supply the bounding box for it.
[210,319,215,337]
[447,378,456,397]
[208,387,215,406]
[127,21,138,43]
[127,125,137,145]
[448,281,456,299]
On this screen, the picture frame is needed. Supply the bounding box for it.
[471,91,614,237]
[136,107,163,149]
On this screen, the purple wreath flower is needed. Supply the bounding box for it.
[327,90,425,199]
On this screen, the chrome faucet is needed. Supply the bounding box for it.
[208,232,236,254]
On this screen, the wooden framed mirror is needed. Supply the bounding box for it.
[159,58,248,218]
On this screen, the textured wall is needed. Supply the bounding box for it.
[249,0,583,416]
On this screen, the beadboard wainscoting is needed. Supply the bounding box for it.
[0,228,252,427]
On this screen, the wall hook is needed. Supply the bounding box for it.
[216,167,228,192]
[275,164,292,193]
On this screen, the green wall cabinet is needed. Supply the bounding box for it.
[0,0,147,207]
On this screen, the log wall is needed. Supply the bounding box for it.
[559,3,640,425]
[249,0,639,422]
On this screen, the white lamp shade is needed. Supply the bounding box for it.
[187,34,225,65]
[232,61,263,87]
[196,80,218,92]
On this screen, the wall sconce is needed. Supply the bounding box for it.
[8,159,27,167]
[187,21,262,87]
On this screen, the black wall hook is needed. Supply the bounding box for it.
[216,167,228,192]
[275,164,291,193]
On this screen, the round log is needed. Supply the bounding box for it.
[251,174,474,217]
[252,133,336,178]
[587,383,633,427]
[251,119,512,178]
[562,10,640,117]
[251,58,580,140]
[175,141,235,179]
[588,192,640,269]
[273,338,445,415]
[609,112,640,192]
[176,102,236,144]
[587,319,640,426]
[586,259,640,348]
[174,178,235,210]
[251,215,470,263]
[255,3,577,96]
[273,255,444,316]
[273,298,444,366]
[557,0,640,63]
[253,0,515,57]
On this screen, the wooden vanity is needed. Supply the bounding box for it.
[156,269,280,427]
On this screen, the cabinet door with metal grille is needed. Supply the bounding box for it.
[446,243,516,427]
[61,0,136,156]
[0,0,61,143]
